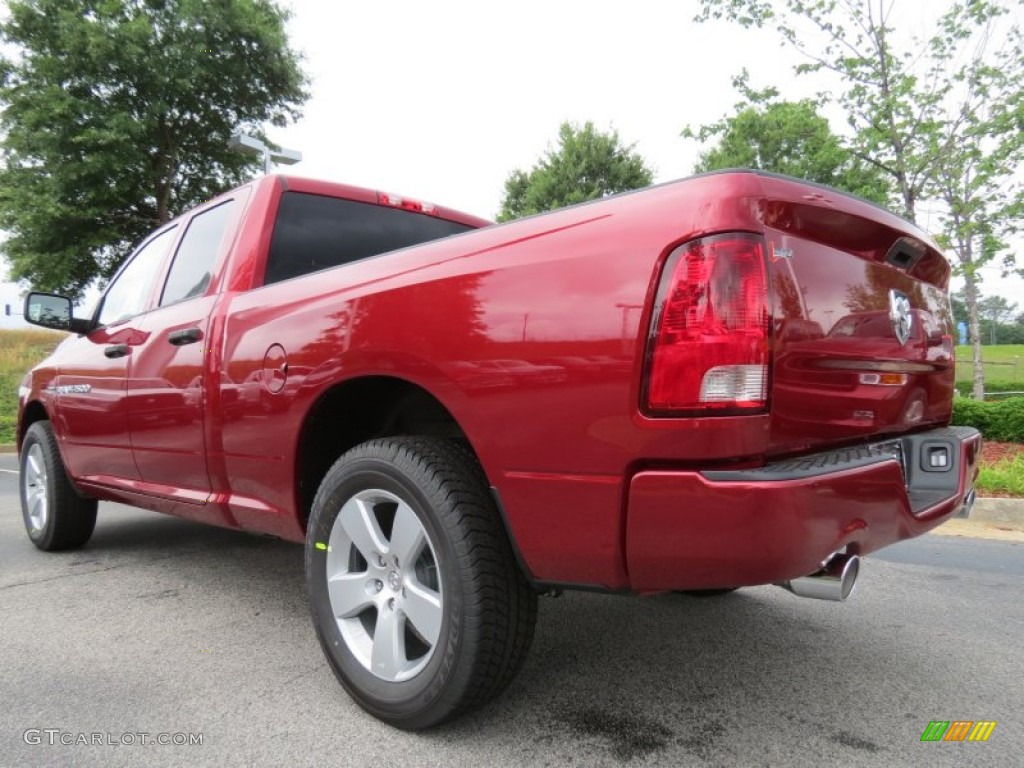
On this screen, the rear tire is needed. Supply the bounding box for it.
[20,421,97,551]
[306,437,537,730]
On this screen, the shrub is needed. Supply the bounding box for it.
[952,396,1024,443]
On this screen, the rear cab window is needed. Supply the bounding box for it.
[263,192,474,285]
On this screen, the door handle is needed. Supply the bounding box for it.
[168,327,202,346]
[104,344,129,359]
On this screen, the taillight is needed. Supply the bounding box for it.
[643,233,770,415]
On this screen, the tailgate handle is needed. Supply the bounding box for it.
[168,328,202,346]
[104,344,129,359]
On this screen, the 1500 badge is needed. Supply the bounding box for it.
[45,384,92,395]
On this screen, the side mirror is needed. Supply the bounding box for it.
[23,292,90,334]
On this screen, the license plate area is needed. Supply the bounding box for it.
[900,427,980,517]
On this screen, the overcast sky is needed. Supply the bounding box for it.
[1,0,1021,327]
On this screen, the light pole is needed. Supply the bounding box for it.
[228,133,302,174]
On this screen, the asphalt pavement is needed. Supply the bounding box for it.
[1,453,1021,767]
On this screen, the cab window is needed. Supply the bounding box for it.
[160,199,239,306]
[264,192,473,285]
[97,227,177,326]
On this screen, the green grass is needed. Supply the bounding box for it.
[976,456,1024,497]
[0,329,67,444]
[955,344,1024,388]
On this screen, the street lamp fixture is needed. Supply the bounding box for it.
[228,132,302,174]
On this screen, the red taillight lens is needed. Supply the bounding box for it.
[644,233,770,415]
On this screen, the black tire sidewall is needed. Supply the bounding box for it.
[20,424,57,548]
[306,453,468,726]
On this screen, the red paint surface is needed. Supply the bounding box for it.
[626,430,980,591]
[18,172,969,590]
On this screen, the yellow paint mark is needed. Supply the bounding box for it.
[968,721,997,742]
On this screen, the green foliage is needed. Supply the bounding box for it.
[976,455,1024,497]
[984,324,1024,346]
[952,396,1024,443]
[971,293,1024,345]
[0,329,65,444]
[497,121,653,222]
[683,78,889,205]
[978,295,1017,325]
[693,0,1023,222]
[0,0,308,300]
[949,288,1022,345]
[952,396,992,434]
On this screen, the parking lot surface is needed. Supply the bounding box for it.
[2,454,1020,767]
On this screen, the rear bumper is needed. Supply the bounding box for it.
[625,426,981,591]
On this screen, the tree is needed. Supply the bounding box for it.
[682,75,890,204]
[497,121,653,222]
[929,11,1024,389]
[978,295,1018,344]
[694,0,1024,399]
[0,0,308,300]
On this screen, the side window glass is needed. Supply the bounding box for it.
[264,192,473,285]
[98,227,177,326]
[160,199,239,307]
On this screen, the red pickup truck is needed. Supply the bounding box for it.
[17,171,980,729]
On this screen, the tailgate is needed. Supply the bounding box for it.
[758,175,956,454]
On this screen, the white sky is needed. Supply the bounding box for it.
[2,0,1021,328]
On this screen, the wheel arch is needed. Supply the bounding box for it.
[293,375,484,531]
[18,400,50,453]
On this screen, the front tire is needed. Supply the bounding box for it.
[20,421,98,551]
[306,437,537,730]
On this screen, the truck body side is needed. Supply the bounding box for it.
[18,171,979,594]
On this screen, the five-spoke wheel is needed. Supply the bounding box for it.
[306,437,537,730]
[23,443,49,534]
[326,488,444,682]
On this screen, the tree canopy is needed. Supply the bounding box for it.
[0,0,309,299]
[497,121,653,222]
[683,78,890,205]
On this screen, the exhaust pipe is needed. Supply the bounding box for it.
[778,553,860,602]
[955,489,976,519]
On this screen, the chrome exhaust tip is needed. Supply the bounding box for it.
[955,489,976,519]
[778,553,860,602]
